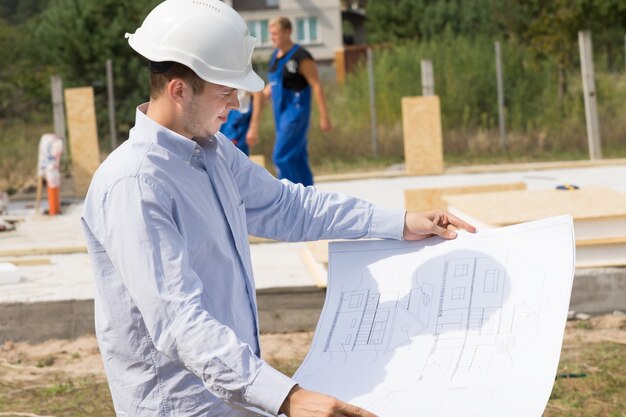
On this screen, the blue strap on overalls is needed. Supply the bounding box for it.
[220,104,253,156]
[268,45,313,186]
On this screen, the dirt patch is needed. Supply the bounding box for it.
[0,314,624,416]
[0,332,314,385]
[562,312,626,346]
[0,332,316,416]
[260,332,314,363]
[1,315,624,381]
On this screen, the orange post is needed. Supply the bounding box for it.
[38,133,64,215]
[47,186,61,215]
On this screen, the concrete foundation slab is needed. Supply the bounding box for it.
[2,267,625,344]
[2,163,626,343]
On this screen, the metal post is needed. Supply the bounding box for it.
[420,59,435,96]
[578,31,602,160]
[495,41,507,149]
[50,75,67,163]
[366,47,378,156]
[106,59,118,150]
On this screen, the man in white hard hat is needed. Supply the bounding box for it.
[81,1,475,416]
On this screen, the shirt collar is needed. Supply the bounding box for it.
[134,103,203,166]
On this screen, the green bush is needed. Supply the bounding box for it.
[291,35,626,171]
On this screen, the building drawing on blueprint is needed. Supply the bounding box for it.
[422,255,542,382]
[323,254,543,383]
[323,281,435,356]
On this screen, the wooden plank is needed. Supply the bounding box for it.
[0,246,87,257]
[249,154,266,168]
[577,236,626,246]
[335,48,346,84]
[0,257,51,266]
[248,235,274,244]
[576,241,626,268]
[64,87,101,197]
[304,240,336,266]
[443,186,626,226]
[569,217,626,241]
[404,182,526,212]
[299,247,328,288]
[401,96,444,175]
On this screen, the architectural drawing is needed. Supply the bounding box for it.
[323,281,433,355]
[294,216,574,417]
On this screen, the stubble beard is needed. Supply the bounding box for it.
[183,95,213,138]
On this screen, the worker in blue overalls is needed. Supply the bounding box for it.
[264,16,332,186]
[219,90,262,156]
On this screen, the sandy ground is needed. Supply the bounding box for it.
[1,314,624,386]
[0,331,315,385]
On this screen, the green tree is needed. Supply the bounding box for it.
[503,0,626,102]
[366,0,504,43]
[0,0,51,23]
[0,16,53,119]
[366,0,425,42]
[35,0,160,144]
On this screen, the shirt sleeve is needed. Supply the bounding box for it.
[94,175,295,415]
[226,142,405,242]
[295,47,313,63]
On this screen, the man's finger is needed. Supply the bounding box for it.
[444,212,476,233]
[340,402,378,417]
[432,223,456,239]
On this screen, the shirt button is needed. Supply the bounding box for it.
[193,148,201,156]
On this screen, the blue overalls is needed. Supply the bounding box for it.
[220,104,252,156]
[269,45,313,186]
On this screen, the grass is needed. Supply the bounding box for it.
[2,37,626,192]
[546,342,626,416]
[0,377,114,416]
[1,339,622,416]
[0,118,53,195]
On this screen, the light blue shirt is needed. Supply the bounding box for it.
[81,104,405,417]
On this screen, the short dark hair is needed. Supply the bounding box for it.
[149,62,205,100]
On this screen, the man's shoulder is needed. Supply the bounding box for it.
[87,138,158,196]
[294,46,313,62]
[96,140,142,178]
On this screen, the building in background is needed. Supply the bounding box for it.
[340,0,366,45]
[224,0,368,82]
[230,0,342,67]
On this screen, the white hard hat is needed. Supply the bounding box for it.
[125,0,264,92]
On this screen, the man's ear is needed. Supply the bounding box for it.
[166,78,188,104]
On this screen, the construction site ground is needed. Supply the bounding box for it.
[0,313,624,416]
[1,160,626,415]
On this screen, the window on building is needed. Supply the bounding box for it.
[248,20,270,47]
[451,287,466,300]
[483,269,500,293]
[233,0,278,11]
[295,16,320,44]
[349,293,363,309]
[454,263,468,277]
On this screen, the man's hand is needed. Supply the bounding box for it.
[319,115,332,132]
[279,386,378,417]
[245,123,259,148]
[263,84,272,100]
[403,210,476,241]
